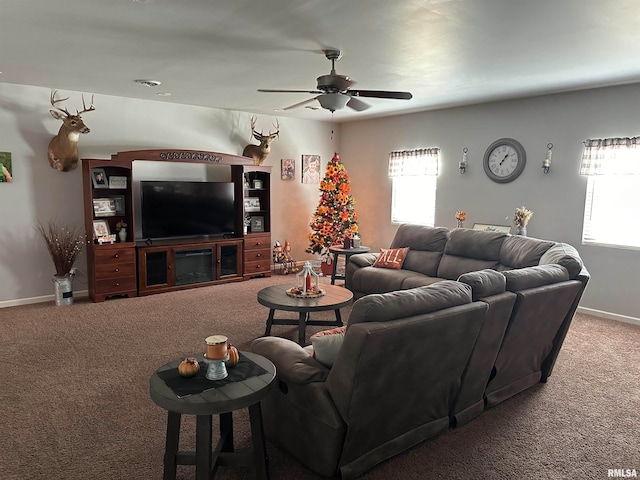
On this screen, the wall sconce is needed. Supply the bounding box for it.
[543,143,553,174]
[459,147,468,174]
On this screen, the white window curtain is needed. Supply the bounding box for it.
[579,137,640,175]
[580,137,640,249]
[388,148,439,226]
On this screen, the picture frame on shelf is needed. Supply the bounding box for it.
[92,219,111,239]
[91,168,108,188]
[250,216,265,233]
[253,179,263,189]
[112,195,125,215]
[244,197,261,212]
[93,198,116,217]
[108,175,127,189]
[472,223,512,233]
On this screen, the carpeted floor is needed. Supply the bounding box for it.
[0,274,638,480]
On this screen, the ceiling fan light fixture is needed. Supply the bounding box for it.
[318,93,350,112]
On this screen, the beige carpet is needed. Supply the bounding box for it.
[0,274,638,480]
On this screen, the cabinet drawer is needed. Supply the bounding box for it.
[244,259,270,275]
[244,234,270,251]
[94,247,136,264]
[95,275,137,294]
[95,262,137,278]
[244,248,270,262]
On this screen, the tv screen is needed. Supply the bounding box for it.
[141,181,235,240]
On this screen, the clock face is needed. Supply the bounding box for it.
[483,138,526,183]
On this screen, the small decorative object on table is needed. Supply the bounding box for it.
[204,335,229,380]
[116,220,127,242]
[178,357,200,377]
[352,234,361,248]
[513,206,533,236]
[288,261,324,297]
[455,210,467,228]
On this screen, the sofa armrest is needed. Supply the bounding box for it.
[251,337,330,384]
[349,252,379,267]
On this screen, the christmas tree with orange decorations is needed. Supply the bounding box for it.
[307,153,358,256]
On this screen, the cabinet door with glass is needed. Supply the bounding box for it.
[216,240,243,279]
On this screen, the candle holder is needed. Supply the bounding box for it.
[205,354,229,380]
[296,260,319,294]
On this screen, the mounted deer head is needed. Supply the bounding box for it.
[48,90,95,172]
[242,116,280,166]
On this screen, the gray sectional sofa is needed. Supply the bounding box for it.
[251,224,589,479]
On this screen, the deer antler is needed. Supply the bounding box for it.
[77,94,95,115]
[50,90,71,116]
[270,119,280,137]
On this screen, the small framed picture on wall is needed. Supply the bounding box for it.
[301,155,320,184]
[281,158,295,180]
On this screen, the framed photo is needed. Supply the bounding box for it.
[93,198,116,217]
[301,154,320,184]
[250,216,265,233]
[108,175,127,189]
[112,195,125,215]
[281,158,295,180]
[244,197,261,212]
[472,223,512,233]
[253,179,263,189]
[92,219,111,239]
[0,151,13,183]
[91,168,108,188]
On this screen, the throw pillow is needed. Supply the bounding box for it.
[372,247,410,269]
[310,326,346,367]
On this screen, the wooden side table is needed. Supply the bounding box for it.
[258,284,353,346]
[328,246,371,287]
[149,352,276,480]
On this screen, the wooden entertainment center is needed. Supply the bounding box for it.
[81,149,271,302]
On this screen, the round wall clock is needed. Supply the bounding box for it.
[483,138,526,183]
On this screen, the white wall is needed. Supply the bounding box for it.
[2,81,639,320]
[339,83,640,320]
[0,82,336,304]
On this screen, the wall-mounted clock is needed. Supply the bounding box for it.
[483,138,526,183]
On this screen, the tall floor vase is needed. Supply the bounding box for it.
[53,275,73,306]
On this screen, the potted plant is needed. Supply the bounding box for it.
[37,221,85,306]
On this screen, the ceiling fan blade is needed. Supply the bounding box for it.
[282,97,319,110]
[348,89,413,100]
[346,96,370,111]
[258,89,321,94]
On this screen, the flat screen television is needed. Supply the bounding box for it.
[140,181,235,240]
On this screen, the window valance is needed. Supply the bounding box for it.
[388,148,439,177]
[580,137,640,175]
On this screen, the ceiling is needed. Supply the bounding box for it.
[2,0,640,123]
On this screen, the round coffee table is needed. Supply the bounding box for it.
[258,284,353,346]
[149,351,276,480]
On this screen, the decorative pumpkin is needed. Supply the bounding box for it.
[178,357,200,377]
[225,345,239,368]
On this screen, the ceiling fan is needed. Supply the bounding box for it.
[257,49,413,113]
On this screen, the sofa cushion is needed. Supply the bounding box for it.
[437,229,507,280]
[390,224,449,252]
[500,235,556,268]
[402,250,444,277]
[348,266,419,294]
[373,247,410,269]
[457,269,506,300]
[539,243,584,279]
[347,280,472,326]
[310,326,346,367]
[502,264,570,291]
[349,252,378,268]
[251,337,330,384]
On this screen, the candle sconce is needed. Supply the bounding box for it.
[543,143,553,174]
[459,148,468,174]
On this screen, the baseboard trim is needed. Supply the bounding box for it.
[0,289,89,309]
[577,306,640,326]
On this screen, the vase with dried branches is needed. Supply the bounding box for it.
[513,206,534,236]
[37,222,86,306]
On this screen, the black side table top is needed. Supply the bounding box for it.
[328,246,371,255]
[149,351,276,416]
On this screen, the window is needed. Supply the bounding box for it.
[580,137,640,250]
[388,148,439,226]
